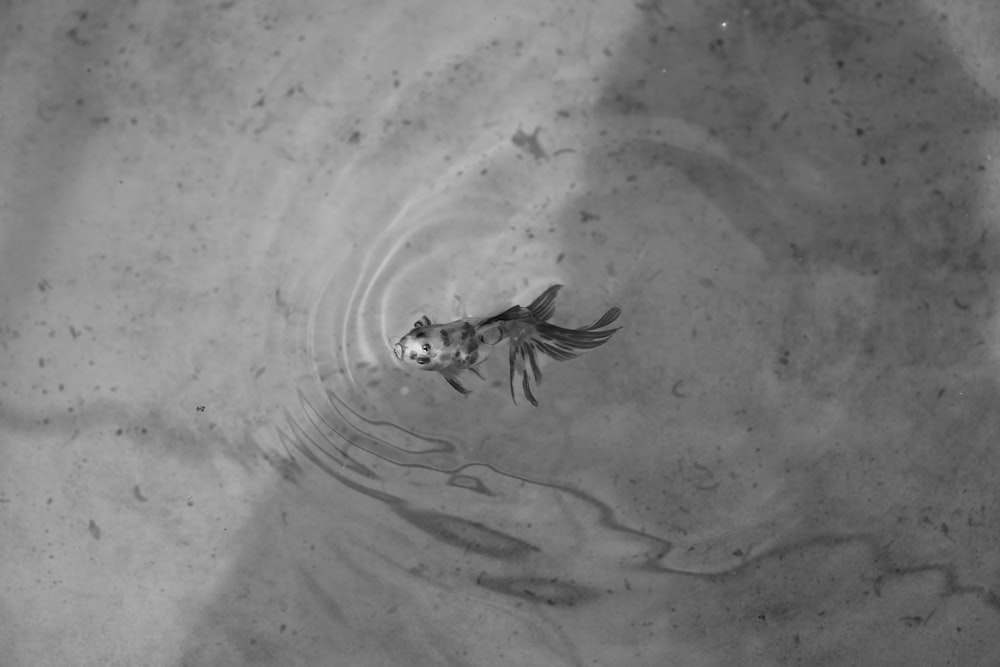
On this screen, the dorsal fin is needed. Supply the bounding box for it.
[482,284,563,325]
[524,284,561,322]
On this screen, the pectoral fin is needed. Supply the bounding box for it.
[442,373,470,395]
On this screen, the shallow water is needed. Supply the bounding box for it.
[3,1,1000,665]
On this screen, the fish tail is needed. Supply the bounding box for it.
[533,306,621,358]
[585,306,622,331]
[507,305,621,405]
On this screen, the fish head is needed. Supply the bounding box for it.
[393,326,448,371]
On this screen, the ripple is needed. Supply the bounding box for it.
[303,136,590,447]
[254,39,748,573]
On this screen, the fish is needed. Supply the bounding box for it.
[392,284,621,406]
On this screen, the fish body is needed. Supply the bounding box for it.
[393,284,621,406]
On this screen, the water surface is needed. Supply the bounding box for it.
[2,1,1000,665]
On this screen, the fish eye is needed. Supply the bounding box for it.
[421,344,431,352]
[417,358,428,365]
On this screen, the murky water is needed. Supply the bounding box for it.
[3,1,1000,665]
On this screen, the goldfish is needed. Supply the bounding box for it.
[392,284,621,406]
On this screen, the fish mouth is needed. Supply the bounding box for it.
[393,343,404,360]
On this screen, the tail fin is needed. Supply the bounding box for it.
[533,307,622,360]
[508,304,621,406]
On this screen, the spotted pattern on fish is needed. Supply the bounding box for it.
[392,285,620,406]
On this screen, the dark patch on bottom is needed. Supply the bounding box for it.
[396,507,539,560]
[475,574,599,607]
